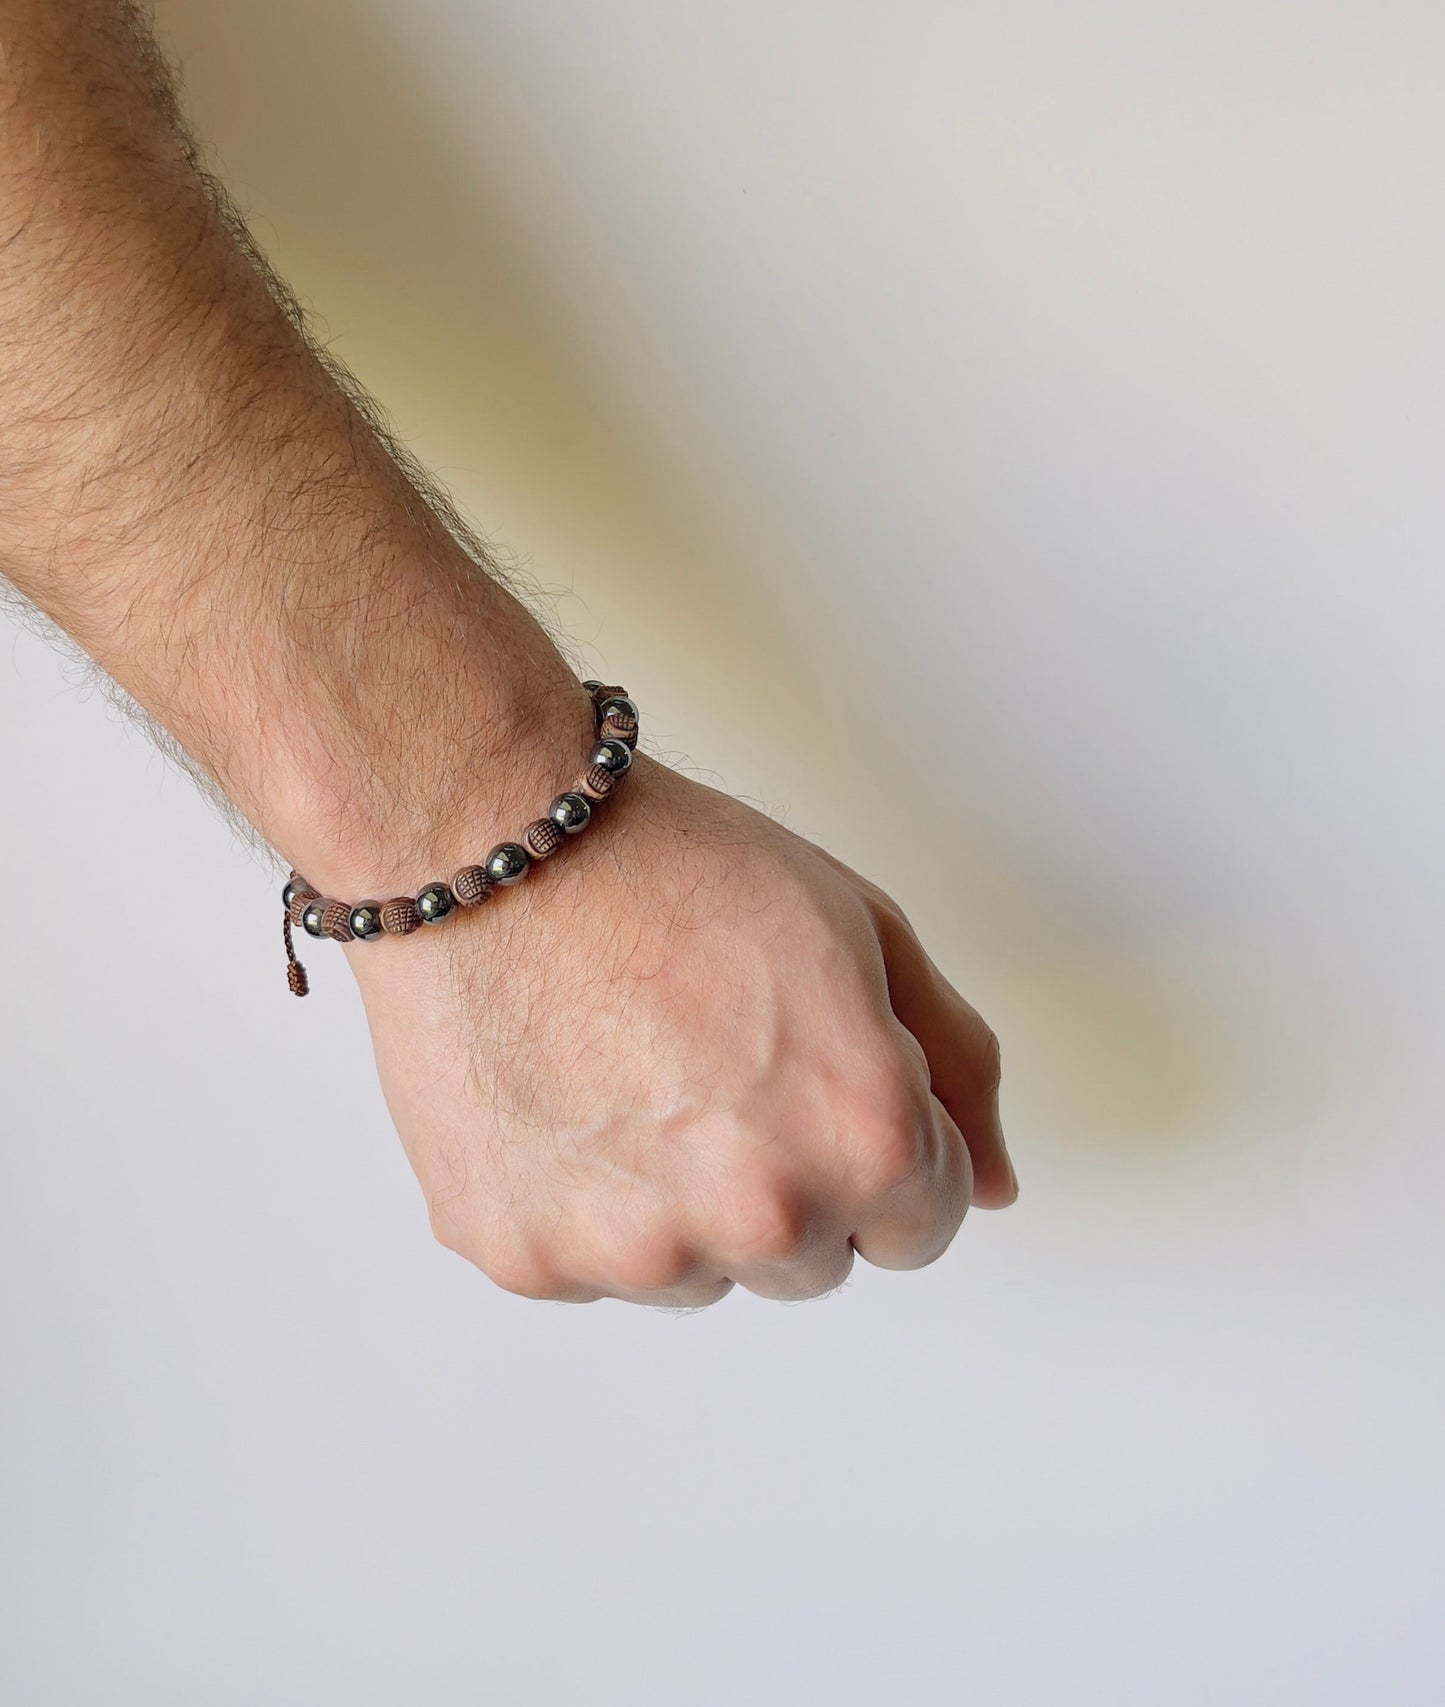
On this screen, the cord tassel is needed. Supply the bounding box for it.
[283,908,310,997]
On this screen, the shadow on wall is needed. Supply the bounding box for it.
[156,0,1235,1152]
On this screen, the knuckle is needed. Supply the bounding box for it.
[428,1205,468,1258]
[607,1234,698,1295]
[855,1112,928,1196]
[853,872,911,929]
[719,1180,812,1266]
[844,1048,932,1194]
[483,1241,566,1302]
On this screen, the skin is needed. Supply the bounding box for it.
[0,1,1015,1307]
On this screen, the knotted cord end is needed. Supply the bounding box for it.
[283,908,310,998]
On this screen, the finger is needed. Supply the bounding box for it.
[705,1177,856,1301]
[850,1090,973,1269]
[724,1238,856,1302]
[564,1212,736,1309]
[871,907,1017,1208]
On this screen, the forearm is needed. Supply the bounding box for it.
[0,0,584,891]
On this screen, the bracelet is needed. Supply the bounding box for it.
[279,682,639,997]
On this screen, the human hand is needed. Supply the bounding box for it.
[347,755,1016,1306]
[0,2,1013,1310]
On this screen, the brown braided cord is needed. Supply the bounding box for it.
[283,910,310,998]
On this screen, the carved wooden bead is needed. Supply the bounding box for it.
[600,713,638,747]
[288,889,319,927]
[321,901,355,943]
[578,763,617,801]
[524,817,564,858]
[380,897,422,936]
[589,683,627,707]
[452,865,496,906]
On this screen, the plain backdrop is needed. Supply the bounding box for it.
[2,3,1442,1702]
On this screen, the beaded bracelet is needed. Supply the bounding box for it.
[279,682,639,997]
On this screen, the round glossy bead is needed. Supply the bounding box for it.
[596,694,639,726]
[301,899,330,939]
[590,737,633,776]
[582,679,605,694]
[349,903,385,941]
[485,842,531,885]
[380,897,422,936]
[282,875,313,911]
[452,865,495,907]
[524,817,564,859]
[550,791,593,834]
[416,883,456,925]
[578,763,617,801]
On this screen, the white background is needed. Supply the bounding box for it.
[2,3,1442,1701]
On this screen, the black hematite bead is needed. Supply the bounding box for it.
[349,903,385,941]
[582,678,604,693]
[416,883,456,924]
[596,694,639,726]
[550,791,593,834]
[302,899,329,939]
[485,842,531,885]
[590,737,633,775]
[283,876,310,910]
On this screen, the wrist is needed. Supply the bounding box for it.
[258,608,594,899]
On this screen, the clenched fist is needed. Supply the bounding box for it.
[349,755,1017,1306]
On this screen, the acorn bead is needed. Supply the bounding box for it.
[485,842,531,885]
[577,763,617,801]
[380,897,422,936]
[301,899,330,939]
[590,737,633,775]
[550,791,592,834]
[452,865,496,906]
[349,903,385,941]
[416,884,455,924]
[524,817,564,858]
